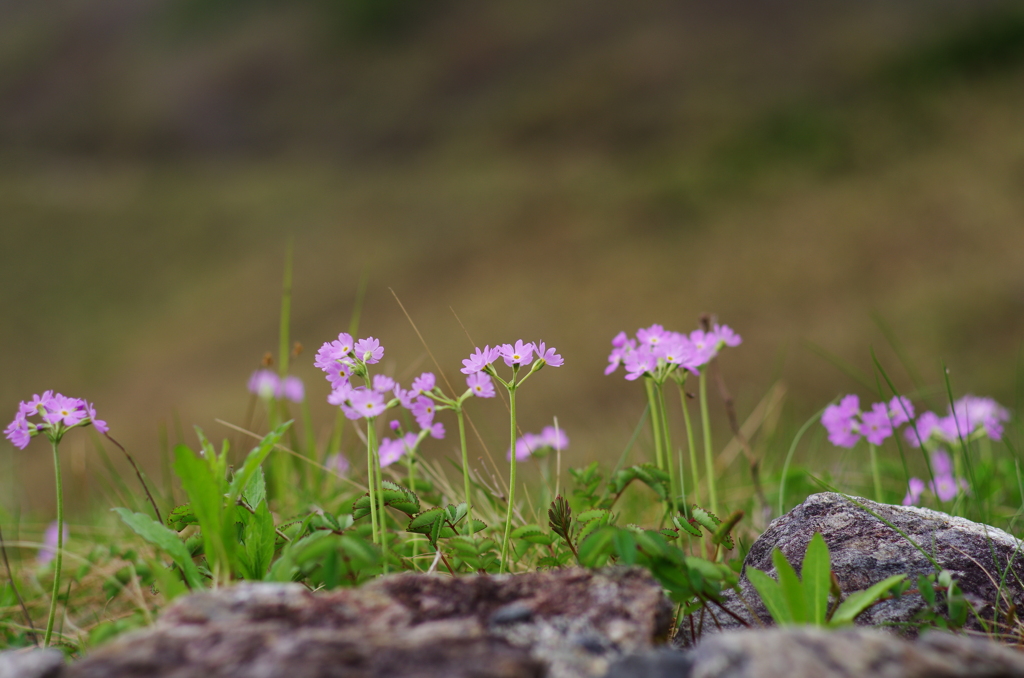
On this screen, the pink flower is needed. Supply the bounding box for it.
[467,372,495,398]
[379,433,417,467]
[860,402,894,445]
[712,324,742,348]
[461,345,500,375]
[535,342,563,367]
[623,348,656,381]
[688,329,719,367]
[82,401,109,434]
[429,422,445,439]
[930,449,953,476]
[929,474,960,502]
[42,395,86,428]
[277,376,304,404]
[411,396,435,429]
[4,413,31,449]
[354,337,384,364]
[637,324,667,348]
[605,334,636,376]
[499,340,535,367]
[326,453,350,476]
[539,425,569,450]
[887,396,914,427]
[248,370,279,399]
[393,385,415,409]
[349,388,386,419]
[372,374,396,394]
[822,395,861,448]
[902,478,925,506]
[410,373,435,395]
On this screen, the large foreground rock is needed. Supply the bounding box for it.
[613,627,1024,678]
[66,567,672,678]
[678,492,1024,644]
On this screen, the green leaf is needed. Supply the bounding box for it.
[243,496,276,580]
[747,567,793,625]
[353,482,420,520]
[802,533,831,625]
[613,529,638,566]
[578,526,617,568]
[511,524,554,545]
[167,504,198,531]
[673,515,703,538]
[172,445,232,574]
[227,422,292,506]
[918,574,936,606]
[772,547,808,624]
[578,509,610,523]
[711,510,743,550]
[446,502,468,525]
[690,505,721,533]
[242,467,267,510]
[829,574,907,625]
[112,508,204,590]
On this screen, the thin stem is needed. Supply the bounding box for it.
[0,523,37,645]
[645,379,665,472]
[657,383,683,513]
[369,423,388,572]
[408,442,418,565]
[699,372,718,515]
[869,443,883,502]
[365,425,379,545]
[499,386,518,574]
[44,440,64,648]
[678,381,700,512]
[457,408,472,534]
[104,434,162,524]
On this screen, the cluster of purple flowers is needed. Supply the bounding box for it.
[507,425,570,462]
[904,395,1010,447]
[461,340,564,375]
[5,391,108,450]
[247,370,305,403]
[604,323,741,381]
[821,395,914,448]
[902,450,968,505]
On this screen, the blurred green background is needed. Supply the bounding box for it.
[3,0,1024,517]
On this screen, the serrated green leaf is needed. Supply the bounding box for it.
[711,510,742,549]
[576,516,605,545]
[465,519,487,535]
[167,504,198,531]
[242,467,267,511]
[112,508,204,590]
[659,529,679,540]
[673,515,703,538]
[578,526,616,568]
[747,567,792,625]
[802,533,831,625]
[353,483,421,521]
[511,524,553,545]
[690,505,721,533]
[772,547,808,624]
[829,574,907,625]
[578,509,610,523]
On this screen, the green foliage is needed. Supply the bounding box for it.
[747,532,907,627]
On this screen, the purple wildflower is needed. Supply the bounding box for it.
[429,422,445,439]
[38,521,69,567]
[410,373,436,395]
[637,324,668,348]
[82,401,108,434]
[467,372,496,398]
[392,385,415,409]
[43,395,86,428]
[379,433,417,467]
[507,426,569,461]
[538,425,569,450]
[314,333,354,370]
[712,324,743,348]
[623,347,656,381]
[860,402,894,445]
[389,420,401,431]
[411,396,436,429]
[605,334,636,376]
[902,478,925,506]
[688,329,719,367]
[461,345,500,375]
[354,337,384,365]
[499,340,535,367]
[19,392,53,418]
[887,396,914,427]
[277,376,304,403]
[323,361,351,389]
[372,374,395,394]
[931,449,953,476]
[248,370,279,399]
[4,413,31,450]
[326,453,350,476]
[929,474,960,502]
[821,395,861,448]
[535,342,564,367]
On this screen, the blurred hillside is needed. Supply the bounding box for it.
[3,0,1024,514]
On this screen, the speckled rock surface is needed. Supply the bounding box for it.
[678,492,1024,645]
[66,567,673,678]
[0,648,65,678]
[613,628,1024,678]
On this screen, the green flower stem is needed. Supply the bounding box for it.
[657,383,683,513]
[868,442,883,503]
[369,423,388,573]
[499,384,518,574]
[645,378,665,472]
[457,407,472,534]
[677,381,700,512]
[365,426,380,545]
[699,372,718,515]
[43,440,64,648]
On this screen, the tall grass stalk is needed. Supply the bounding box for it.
[43,440,64,647]
[699,372,718,515]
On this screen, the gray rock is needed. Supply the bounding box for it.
[685,627,1024,678]
[0,648,65,678]
[678,492,1024,644]
[67,567,672,678]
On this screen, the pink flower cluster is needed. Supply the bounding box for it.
[507,425,570,462]
[903,395,1010,447]
[821,395,914,448]
[247,370,305,403]
[604,323,741,381]
[5,391,107,450]
[902,450,968,505]
[461,341,563,375]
